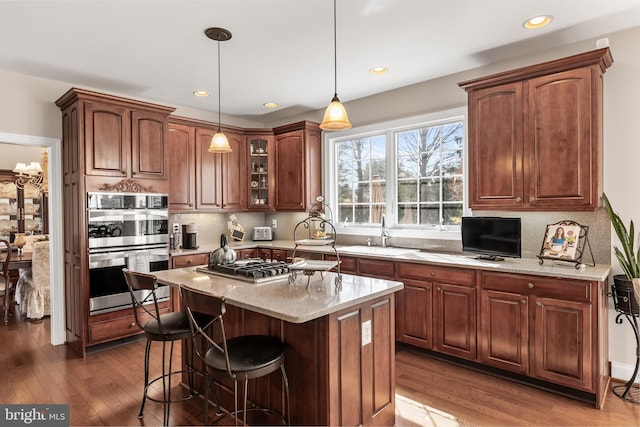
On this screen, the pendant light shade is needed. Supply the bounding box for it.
[205,27,233,153]
[320,0,351,131]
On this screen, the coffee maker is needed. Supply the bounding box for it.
[182,223,198,249]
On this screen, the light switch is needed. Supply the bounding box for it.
[362,320,371,346]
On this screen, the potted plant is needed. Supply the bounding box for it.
[603,193,640,314]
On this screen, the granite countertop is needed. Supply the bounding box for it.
[153,267,403,324]
[170,239,610,282]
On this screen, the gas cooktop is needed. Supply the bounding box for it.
[196,259,291,284]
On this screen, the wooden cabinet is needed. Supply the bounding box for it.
[168,118,246,212]
[236,248,257,259]
[196,127,246,211]
[0,172,47,238]
[80,95,172,179]
[325,254,357,274]
[479,271,597,393]
[171,252,209,268]
[271,249,287,262]
[273,121,322,211]
[358,258,394,279]
[395,263,476,359]
[247,133,275,210]
[167,123,196,210]
[459,48,613,211]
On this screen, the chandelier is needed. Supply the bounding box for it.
[13,150,48,193]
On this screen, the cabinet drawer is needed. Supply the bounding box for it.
[358,258,394,279]
[88,306,170,344]
[171,253,209,268]
[271,249,287,261]
[396,262,475,286]
[325,254,357,274]
[481,271,592,302]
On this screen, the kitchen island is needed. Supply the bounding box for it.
[154,266,404,426]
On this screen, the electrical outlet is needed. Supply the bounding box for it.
[271,219,277,228]
[361,320,371,346]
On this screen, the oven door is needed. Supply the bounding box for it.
[88,210,169,249]
[88,247,169,315]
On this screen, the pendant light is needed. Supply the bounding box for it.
[320,0,352,131]
[205,27,233,153]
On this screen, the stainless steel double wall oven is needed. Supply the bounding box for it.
[87,192,169,315]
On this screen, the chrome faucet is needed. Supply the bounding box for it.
[381,214,391,247]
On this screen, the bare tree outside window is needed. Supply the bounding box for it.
[337,135,386,224]
[396,121,463,226]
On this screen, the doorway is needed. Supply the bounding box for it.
[0,133,63,345]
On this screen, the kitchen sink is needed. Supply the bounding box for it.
[338,245,420,257]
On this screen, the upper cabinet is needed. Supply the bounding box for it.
[56,88,175,181]
[246,132,275,211]
[459,48,613,211]
[273,121,322,211]
[168,118,246,212]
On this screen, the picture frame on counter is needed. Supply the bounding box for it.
[537,220,595,268]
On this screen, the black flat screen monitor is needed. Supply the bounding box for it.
[461,217,521,260]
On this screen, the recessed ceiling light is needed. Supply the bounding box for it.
[523,15,553,29]
[369,67,388,75]
[263,102,278,108]
[193,90,210,97]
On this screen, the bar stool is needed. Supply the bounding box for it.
[123,269,196,426]
[180,285,290,426]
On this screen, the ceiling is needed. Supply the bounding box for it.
[1,0,640,124]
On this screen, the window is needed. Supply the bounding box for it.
[325,108,467,234]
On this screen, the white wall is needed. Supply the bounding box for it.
[0,25,638,378]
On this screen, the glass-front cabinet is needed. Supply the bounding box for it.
[247,135,275,210]
[0,171,47,242]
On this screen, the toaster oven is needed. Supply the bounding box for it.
[252,226,273,241]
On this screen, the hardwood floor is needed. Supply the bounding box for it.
[2,314,639,426]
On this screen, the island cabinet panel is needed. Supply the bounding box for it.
[479,271,597,394]
[459,47,612,211]
[184,294,396,426]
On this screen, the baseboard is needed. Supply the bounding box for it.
[611,361,640,384]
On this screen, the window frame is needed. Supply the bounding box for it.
[323,107,469,241]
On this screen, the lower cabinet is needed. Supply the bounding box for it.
[479,271,596,393]
[88,303,171,344]
[171,252,209,268]
[396,262,476,360]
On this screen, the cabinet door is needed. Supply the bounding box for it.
[167,124,195,210]
[531,296,593,391]
[397,278,432,349]
[131,110,168,179]
[468,82,524,209]
[434,282,476,360]
[220,132,246,211]
[526,67,597,209]
[84,101,129,177]
[247,136,275,211]
[479,289,529,374]
[195,128,222,210]
[274,130,305,211]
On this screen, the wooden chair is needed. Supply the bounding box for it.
[181,285,290,426]
[1,239,15,325]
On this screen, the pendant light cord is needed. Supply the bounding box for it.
[332,0,338,97]
[217,38,222,132]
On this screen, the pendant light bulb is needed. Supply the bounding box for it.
[320,0,351,131]
[205,27,233,153]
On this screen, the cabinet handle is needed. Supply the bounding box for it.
[515,196,522,202]
[521,299,527,304]
[430,271,436,277]
[536,301,542,307]
[527,282,534,289]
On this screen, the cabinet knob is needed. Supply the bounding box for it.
[527,282,534,289]
[521,299,527,304]
[130,322,136,327]
[529,195,536,202]
[426,286,430,290]
[515,196,522,202]
[436,286,442,292]
[430,271,436,277]
[187,260,193,264]
[536,301,543,307]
